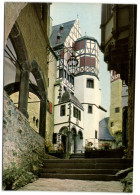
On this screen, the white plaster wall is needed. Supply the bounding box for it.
[74,74,101,148]
[74,75,100,105]
[54,103,69,125]
[54,102,84,131]
[82,104,99,147]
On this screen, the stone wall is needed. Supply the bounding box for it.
[4,3,57,142]
[45,51,57,143]
[108,79,123,147]
[10,92,40,133]
[3,91,45,190]
[15,3,57,142]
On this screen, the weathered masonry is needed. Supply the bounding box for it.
[100,4,136,157]
[3,3,57,189]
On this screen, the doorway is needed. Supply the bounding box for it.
[61,135,67,153]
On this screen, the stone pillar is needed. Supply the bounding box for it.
[18,70,29,118]
[74,134,77,154]
[39,100,46,138]
[67,132,71,153]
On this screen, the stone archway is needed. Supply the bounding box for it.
[8,22,31,118]
[59,126,68,153]
[4,22,48,138]
[4,78,47,138]
[4,82,42,99]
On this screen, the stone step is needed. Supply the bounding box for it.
[40,173,119,181]
[70,156,85,159]
[43,158,133,164]
[41,168,119,175]
[40,158,133,181]
[70,154,85,159]
[43,162,132,169]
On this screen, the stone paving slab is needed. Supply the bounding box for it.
[19,178,123,192]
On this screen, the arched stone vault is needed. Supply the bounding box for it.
[5,22,48,138]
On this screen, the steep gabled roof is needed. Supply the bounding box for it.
[50,20,76,48]
[99,117,115,141]
[60,90,84,110]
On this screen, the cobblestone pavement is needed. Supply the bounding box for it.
[19,178,123,192]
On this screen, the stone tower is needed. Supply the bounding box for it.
[74,36,101,148]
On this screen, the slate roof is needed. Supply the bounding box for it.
[50,20,76,48]
[60,90,84,110]
[99,117,115,141]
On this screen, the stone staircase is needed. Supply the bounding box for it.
[70,153,85,159]
[40,158,133,181]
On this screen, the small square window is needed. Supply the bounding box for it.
[87,79,94,88]
[115,107,120,113]
[60,105,65,116]
[88,105,92,113]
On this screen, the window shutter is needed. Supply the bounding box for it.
[80,56,85,66]
[80,40,85,49]
[91,57,96,67]
[85,56,90,66]
[49,102,52,114]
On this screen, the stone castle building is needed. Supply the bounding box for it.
[3,3,107,189]
[108,70,128,148]
[2,2,136,190]
[50,19,107,153]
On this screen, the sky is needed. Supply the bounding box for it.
[50,3,110,116]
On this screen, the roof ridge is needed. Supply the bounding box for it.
[52,19,76,28]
